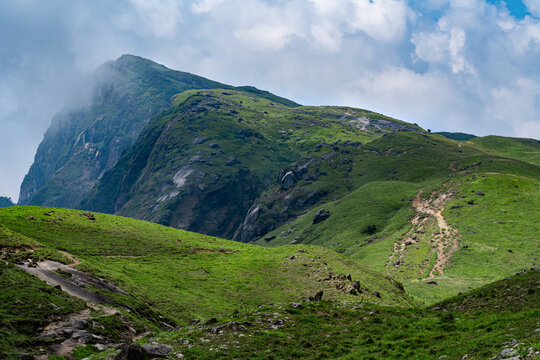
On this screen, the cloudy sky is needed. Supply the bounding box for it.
[1,0,539,201]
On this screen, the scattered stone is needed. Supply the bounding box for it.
[188,319,200,326]
[114,343,146,360]
[280,171,296,190]
[225,156,239,166]
[204,318,218,326]
[271,319,285,329]
[209,143,219,149]
[312,209,330,224]
[81,212,96,220]
[192,137,208,145]
[67,318,88,330]
[348,281,362,295]
[290,302,303,309]
[475,190,485,196]
[373,290,381,298]
[427,281,438,285]
[264,235,276,242]
[141,344,173,358]
[308,291,324,301]
[346,274,352,281]
[405,240,413,246]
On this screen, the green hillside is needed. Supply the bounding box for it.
[257,133,540,303]
[468,135,540,166]
[0,206,410,358]
[96,269,540,360]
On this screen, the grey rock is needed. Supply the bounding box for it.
[141,344,173,358]
[475,190,485,196]
[225,156,239,166]
[290,302,303,309]
[114,343,146,360]
[499,348,518,357]
[312,208,330,224]
[281,171,296,190]
[67,318,88,330]
[308,290,324,301]
[192,137,208,145]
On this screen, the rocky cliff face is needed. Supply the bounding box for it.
[19,55,228,207]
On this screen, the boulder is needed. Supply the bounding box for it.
[308,290,324,301]
[141,344,173,358]
[281,171,296,190]
[225,156,239,166]
[114,343,147,360]
[312,209,330,224]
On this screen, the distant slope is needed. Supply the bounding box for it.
[434,131,477,141]
[0,196,13,208]
[257,132,540,303]
[19,55,297,209]
[468,135,540,166]
[80,89,422,239]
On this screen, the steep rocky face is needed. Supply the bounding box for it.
[81,88,422,239]
[19,55,228,207]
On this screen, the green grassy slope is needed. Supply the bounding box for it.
[94,269,540,360]
[257,133,540,303]
[0,206,410,325]
[81,89,421,240]
[468,135,540,166]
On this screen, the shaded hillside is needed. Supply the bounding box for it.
[434,131,477,141]
[19,55,297,209]
[80,89,421,239]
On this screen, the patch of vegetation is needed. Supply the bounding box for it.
[0,206,411,331]
[120,271,540,359]
[0,262,86,359]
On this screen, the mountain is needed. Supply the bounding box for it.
[19,55,297,208]
[21,55,540,305]
[0,197,13,208]
[80,89,421,239]
[0,205,410,358]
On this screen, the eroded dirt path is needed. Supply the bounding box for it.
[17,259,128,304]
[387,187,460,279]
